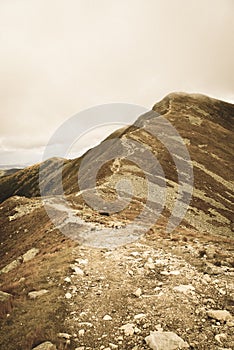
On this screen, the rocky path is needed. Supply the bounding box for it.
[57,232,234,350]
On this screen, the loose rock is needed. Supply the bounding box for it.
[65,292,72,299]
[70,265,84,276]
[173,284,195,293]
[133,288,142,297]
[207,310,233,322]
[22,248,40,262]
[119,323,135,336]
[0,258,21,273]
[215,333,227,344]
[145,331,189,350]
[28,290,48,299]
[0,291,12,302]
[32,341,57,350]
[103,314,112,321]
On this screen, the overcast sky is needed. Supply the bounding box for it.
[0,0,233,167]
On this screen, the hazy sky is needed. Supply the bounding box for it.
[0,0,234,166]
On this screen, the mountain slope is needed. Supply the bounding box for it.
[0,92,233,235]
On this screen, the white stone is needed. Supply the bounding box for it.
[169,270,180,276]
[134,313,146,319]
[65,292,72,299]
[75,258,88,265]
[133,288,142,297]
[78,329,85,336]
[119,323,135,336]
[0,258,21,273]
[28,290,48,299]
[0,290,12,302]
[78,322,93,327]
[71,265,84,276]
[173,285,195,293]
[130,252,140,257]
[22,248,40,262]
[64,277,71,283]
[215,333,227,344]
[207,310,233,322]
[103,314,112,321]
[32,342,57,350]
[144,262,155,270]
[145,331,189,350]
[160,271,170,276]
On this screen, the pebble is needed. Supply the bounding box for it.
[144,262,155,270]
[133,288,142,297]
[130,252,140,257]
[215,333,227,344]
[169,270,180,276]
[207,310,233,322]
[78,322,93,327]
[173,284,195,293]
[65,292,72,299]
[78,329,85,336]
[64,277,71,283]
[28,290,48,299]
[134,313,146,319]
[160,271,170,276]
[75,258,88,265]
[103,314,112,321]
[71,265,84,276]
[119,323,135,336]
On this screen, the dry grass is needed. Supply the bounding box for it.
[0,297,13,318]
[0,205,77,350]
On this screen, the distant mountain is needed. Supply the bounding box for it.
[0,92,233,235]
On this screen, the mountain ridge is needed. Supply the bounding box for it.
[0,92,233,235]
